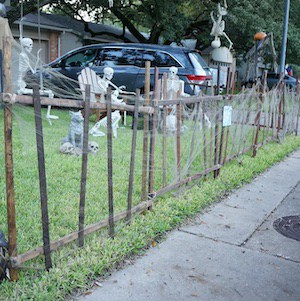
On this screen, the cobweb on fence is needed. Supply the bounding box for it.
[1,31,300,271]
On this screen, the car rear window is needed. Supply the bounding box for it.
[188,52,210,70]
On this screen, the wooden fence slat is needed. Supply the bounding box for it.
[141,61,151,201]
[106,89,114,238]
[162,73,167,187]
[78,84,91,247]
[202,100,208,173]
[148,68,159,209]
[176,92,181,180]
[217,97,225,177]
[3,36,18,281]
[253,96,262,157]
[214,98,220,178]
[187,102,200,177]
[33,85,52,271]
[222,96,232,165]
[126,91,140,223]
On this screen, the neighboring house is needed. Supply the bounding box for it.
[9,11,140,64]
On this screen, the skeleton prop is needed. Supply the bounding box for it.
[90,110,121,138]
[88,141,99,155]
[210,0,233,50]
[17,19,58,124]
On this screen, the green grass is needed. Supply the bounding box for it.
[0,105,300,300]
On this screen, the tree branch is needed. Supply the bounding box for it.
[111,7,148,43]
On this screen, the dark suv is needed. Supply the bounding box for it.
[45,43,212,96]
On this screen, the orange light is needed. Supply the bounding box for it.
[254,32,267,41]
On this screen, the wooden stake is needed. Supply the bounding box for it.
[148,68,159,208]
[187,102,200,177]
[78,84,90,247]
[3,36,18,281]
[252,97,262,157]
[162,73,167,187]
[141,61,151,201]
[217,97,225,176]
[106,89,114,238]
[214,98,220,178]
[202,100,207,172]
[126,90,140,223]
[176,97,181,180]
[222,96,231,165]
[33,85,52,271]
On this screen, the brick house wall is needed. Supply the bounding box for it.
[49,32,59,62]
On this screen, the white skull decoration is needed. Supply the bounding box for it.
[88,141,99,155]
[20,38,33,53]
[169,66,178,80]
[60,142,75,155]
[103,67,114,81]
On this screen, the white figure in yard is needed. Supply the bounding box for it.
[165,66,190,100]
[98,67,126,103]
[163,66,190,133]
[210,0,233,50]
[89,110,122,138]
[17,36,58,123]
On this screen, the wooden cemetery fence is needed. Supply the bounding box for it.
[1,64,300,279]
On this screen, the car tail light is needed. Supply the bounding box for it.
[187,74,212,83]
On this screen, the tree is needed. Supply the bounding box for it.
[5,0,300,65]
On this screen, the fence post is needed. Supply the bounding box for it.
[214,98,220,178]
[296,81,300,136]
[202,100,208,172]
[106,88,115,238]
[33,85,52,271]
[162,73,167,187]
[217,97,226,176]
[3,36,18,281]
[141,61,151,202]
[126,90,140,223]
[176,95,181,180]
[252,93,262,157]
[148,68,159,209]
[277,89,283,142]
[78,84,91,247]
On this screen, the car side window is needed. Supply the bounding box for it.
[135,50,180,68]
[100,48,137,67]
[64,49,98,67]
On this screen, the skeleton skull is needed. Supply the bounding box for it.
[169,66,178,80]
[60,142,75,155]
[103,67,114,81]
[88,141,99,155]
[20,38,33,53]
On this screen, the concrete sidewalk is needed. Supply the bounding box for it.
[78,150,300,301]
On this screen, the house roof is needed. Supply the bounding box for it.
[15,12,140,43]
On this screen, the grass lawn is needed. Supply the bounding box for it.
[0,104,299,300]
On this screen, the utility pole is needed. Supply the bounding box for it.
[279,0,290,74]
